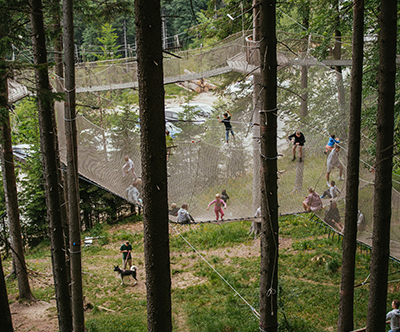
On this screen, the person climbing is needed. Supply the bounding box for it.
[207,193,227,221]
[320,180,340,199]
[325,134,340,154]
[302,187,322,212]
[217,110,235,144]
[326,144,344,186]
[177,203,194,224]
[221,189,230,204]
[126,179,142,204]
[288,130,305,162]
[386,299,400,332]
[120,240,132,270]
[122,155,137,179]
[165,130,174,161]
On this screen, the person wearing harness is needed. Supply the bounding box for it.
[386,299,400,332]
[120,240,132,270]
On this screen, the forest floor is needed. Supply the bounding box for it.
[6,221,290,332]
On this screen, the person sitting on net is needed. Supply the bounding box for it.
[169,203,179,216]
[288,130,305,162]
[302,187,322,212]
[325,134,339,154]
[326,144,344,186]
[221,189,230,204]
[324,200,344,232]
[177,203,194,224]
[320,180,340,199]
[386,299,400,332]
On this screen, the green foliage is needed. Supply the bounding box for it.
[93,23,121,61]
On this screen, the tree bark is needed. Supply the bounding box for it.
[259,0,279,330]
[337,1,364,330]
[51,0,71,292]
[135,0,172,330]
[29,0,73,330]
[63,0,84,330]
[0,60,15,332]
[0,253,13,332]
[366,1,397,331]
[0,59,34,301]
[251,0,261,234]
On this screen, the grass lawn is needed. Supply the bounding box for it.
[4,214,400,331]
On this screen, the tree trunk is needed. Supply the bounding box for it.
[135,0,172,330]
[337,1,364,330]
[29,0,73,330]
[366,1,397,331]
[0,253,13,332]
[0,61,15,332]
[259,0,278,330]
[0,59,34,301]
[251,0,261,233]
[63,0,85,330]
[51,0,71,292]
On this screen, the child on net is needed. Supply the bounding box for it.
[325,134,339,154]
[207,193,227,221]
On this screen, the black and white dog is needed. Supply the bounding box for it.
[114,265,137,285]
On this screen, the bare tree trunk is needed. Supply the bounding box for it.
[366,1,397,331]
[135,0,172,330]
[29,0,73,330]
[63,0,84,330]
[0,59,34,301]
[51,0,71,292]
[0,60,15,332]
[337,1,364,330]
[251,0,261,235]
[259,0,278,330]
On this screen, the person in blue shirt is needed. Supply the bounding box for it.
[325,134,340,154]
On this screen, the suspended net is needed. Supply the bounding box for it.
[53,32,400,261]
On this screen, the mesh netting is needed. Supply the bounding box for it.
[54,33,400,260]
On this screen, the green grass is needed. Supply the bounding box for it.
[5,215,400,331]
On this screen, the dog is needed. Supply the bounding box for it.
[114,265,137,285]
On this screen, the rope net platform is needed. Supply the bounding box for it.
[52,32,400,261]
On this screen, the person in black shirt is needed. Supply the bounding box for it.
[217,111,235,144]
[288,130,305,162]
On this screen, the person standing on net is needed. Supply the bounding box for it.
[386,299,400,332]
[326,144,344,186]
[217,110,235,144]
[288,130,305,162]
[120,240,132,270]
[207,193,227,221]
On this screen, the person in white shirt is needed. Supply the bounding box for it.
[122,155,137,179]
[326,144,344,186]
[177,203,194,224]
